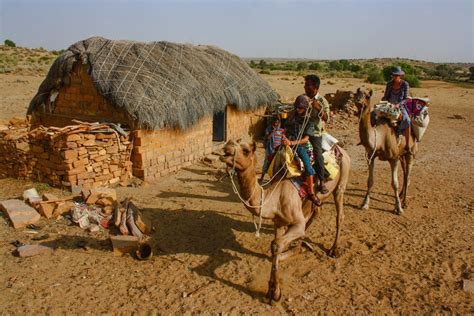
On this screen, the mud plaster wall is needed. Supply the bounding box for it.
[131,105,266,181]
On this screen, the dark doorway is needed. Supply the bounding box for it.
[212,110,226,142]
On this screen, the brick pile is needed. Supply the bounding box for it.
[0,120,133,190]
[0,119,33,179]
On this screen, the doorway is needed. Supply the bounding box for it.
[212,110,226,142]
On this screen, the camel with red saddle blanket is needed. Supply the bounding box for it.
[354,88,429,214]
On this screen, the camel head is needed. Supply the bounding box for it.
[354,87,373,116]
[220,139,257,171]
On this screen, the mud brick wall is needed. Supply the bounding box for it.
[31,63,133,128]
[29,131,133,190]
[0,128,34,179]
[131,117,212,180]
[0,126,133,190]
[131,105,266,181]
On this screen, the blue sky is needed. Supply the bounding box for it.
[1,0,473,62]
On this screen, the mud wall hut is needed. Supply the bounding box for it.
[27,37,279,181]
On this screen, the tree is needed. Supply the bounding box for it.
[249,60,256,68]
[469,66,474,81]
[4,39,16,47]
[328,60,342,71]
[366,70,385,84]
[296,62,308,71]
[339,59,350,71]
[259,60,267,69]
[309,62,321,70]
[349,64,362,72]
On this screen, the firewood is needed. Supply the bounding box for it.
[119,209,129,235]
[126,207,143,239]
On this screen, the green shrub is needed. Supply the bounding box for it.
[350,64,362,72]
[367,70,385,84]
[309,62,321,70]
[404,74,421,87]
[469,66,474,81]
[260,69,271,75]
[4,39,16,47]
[296,62,308,71]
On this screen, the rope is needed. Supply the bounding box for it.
[228,98,316,236]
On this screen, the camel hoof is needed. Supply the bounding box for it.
[265,286,282,304]
[328,247,339,258]
[395,208,404,216]
[360,204,369,210]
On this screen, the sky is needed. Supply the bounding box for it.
[1,0,473,62]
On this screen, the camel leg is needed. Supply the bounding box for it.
[361,159,375,209]
[266,222,305,303]
[399,156,406,198]
[328,186,345,258]
[401,154,414,208]
[389,159,403,215]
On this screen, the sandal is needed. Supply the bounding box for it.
[307,194,322,206]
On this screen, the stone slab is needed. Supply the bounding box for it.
[0,199,41,228]
[110,235,139,254]
[17,244,54,257]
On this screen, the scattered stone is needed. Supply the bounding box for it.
[0,199,41,228]
[42,193,59,201]
[38,202,55,219]
[23,188,42,205]
[86,188,117,205]
[463,279,474,293]
[110,235,139,254]
[16,244,53,257]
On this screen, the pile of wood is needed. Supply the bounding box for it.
[113,198,151,240]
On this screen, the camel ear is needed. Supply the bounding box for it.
[356,87,361,94]
[236,138,242,144]
[250,141,257,153]
[368,89,373,97]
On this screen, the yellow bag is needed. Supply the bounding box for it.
[323,151,339,180]
[267,146,302,178]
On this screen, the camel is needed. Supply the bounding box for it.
[220,140,351,303]
[354,87,417,215]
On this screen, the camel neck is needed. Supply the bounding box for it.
[359,102,375,146]
[236,163,262,216]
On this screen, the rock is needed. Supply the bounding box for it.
[38,203,55,219]
[16,244,53,257]
[42,193,59,201]
[70,185,83,195]
[23,188,42,205]
[463,279,474,293]
[0,199,41,228]
[110,235,139,254]
[53,201,74,217]
[86,188,117,205]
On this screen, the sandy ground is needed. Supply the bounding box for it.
[0,74,473,314]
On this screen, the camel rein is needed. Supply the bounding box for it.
[227,101,314,237]
[358,101,377,166]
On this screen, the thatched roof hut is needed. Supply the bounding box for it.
[28,36,279,130]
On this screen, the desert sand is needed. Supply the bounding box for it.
[0,73,473,314]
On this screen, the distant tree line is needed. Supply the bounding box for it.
[249,58,474,86]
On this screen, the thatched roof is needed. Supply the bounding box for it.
[28,36,279,129]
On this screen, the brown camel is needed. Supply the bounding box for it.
[354,87,417,215]
[220,140,351,303]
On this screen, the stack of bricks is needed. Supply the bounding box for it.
[28,125,133,190]
[0,126,34,179]
[0,121,133,190]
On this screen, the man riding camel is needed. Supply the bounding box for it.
[304,75,330,194]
